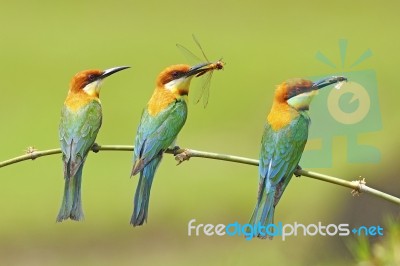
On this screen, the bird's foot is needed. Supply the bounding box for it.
[92,143,100,153]
[174,149,191,165]
[172,145,182,156]
[294,165,302,177]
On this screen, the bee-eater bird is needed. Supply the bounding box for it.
[249,76,347,238]
[130,62,222,226]
[57,66,129,222]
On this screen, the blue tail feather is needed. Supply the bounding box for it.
[57,164,84,222]
[131,155,162,226]
[249,187,276,239]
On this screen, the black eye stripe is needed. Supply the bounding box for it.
[86,74,100,84]
[286,86,312,99]
[161,70,187,85]
[171,71,184,79]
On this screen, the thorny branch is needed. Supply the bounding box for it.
[1,144,399,205]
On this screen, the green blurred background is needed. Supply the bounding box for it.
[1,0,399,265]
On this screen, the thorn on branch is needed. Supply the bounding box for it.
[351,177,366,196]
[175,149,191,165]
[25,146,38,160]
[25,146,37,154]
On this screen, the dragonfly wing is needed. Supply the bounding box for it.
[201,71,213,108]
[176,43,202,64]
[192,34,210,62]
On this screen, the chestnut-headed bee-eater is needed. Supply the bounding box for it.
[130,62,222,226]
[57,66,129,222]
[249,76,347,238]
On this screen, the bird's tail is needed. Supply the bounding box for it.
[130,155,162,226]
[57,164,84,222]
[248,186,276,239]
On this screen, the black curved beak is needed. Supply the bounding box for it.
[313,76,348,90]
[101,66,130,79]
[184,62,212,78]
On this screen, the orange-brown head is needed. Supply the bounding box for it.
[68,66,130,98]
[273,79,315,111]
[274,76,348,111]
[267,76,347,130]
[147,63,217,116]
[156,64,192,96]
[155,63,217,95]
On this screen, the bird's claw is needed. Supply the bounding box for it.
[294,165,302,177]
[92,143,100,153]
[174,149,191,165]
[172,145,181,156]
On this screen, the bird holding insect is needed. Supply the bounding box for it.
[130,48,224,226]
[176,35,224,107]
[130,36,224,226]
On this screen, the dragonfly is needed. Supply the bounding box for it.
[176,34,224,108]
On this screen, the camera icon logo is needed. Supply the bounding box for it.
[302,40,382,168]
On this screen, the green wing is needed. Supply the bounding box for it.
[258,112,310,203]
[133,100,187,173]
[59,100,102,178]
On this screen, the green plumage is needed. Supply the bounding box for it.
[249,110,310,238]
[57,100,102,222]
[131,99,187,226]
